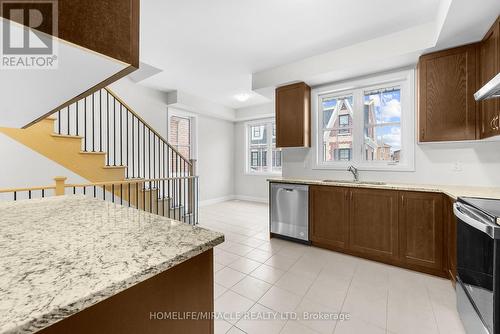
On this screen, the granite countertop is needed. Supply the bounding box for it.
[268,178,500,200]
[0,196,224,334]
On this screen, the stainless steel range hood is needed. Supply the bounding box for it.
[475,73,500,101]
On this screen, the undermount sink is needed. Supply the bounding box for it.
[321,179,386,186]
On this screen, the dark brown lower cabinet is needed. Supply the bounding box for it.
[399,192,444,276]
[309,186,349,250]
[445,195,457,285]
[309,186,452,278]
[348,188,399,262]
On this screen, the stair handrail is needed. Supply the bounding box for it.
[103,87,192,169]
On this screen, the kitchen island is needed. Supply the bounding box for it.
[0,196,224,334]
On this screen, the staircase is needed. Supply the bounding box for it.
[0,88,197,224]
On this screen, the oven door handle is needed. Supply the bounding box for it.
[454,203,497,239]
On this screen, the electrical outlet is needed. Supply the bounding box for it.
[453,161,463,172]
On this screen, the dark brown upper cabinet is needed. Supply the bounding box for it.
[275,82,311,148]
[479,16,500,139]
[418,44,479,142]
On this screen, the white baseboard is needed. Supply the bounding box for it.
[199,195,235,207]
[199,194,268,207]
[233,195,268,204]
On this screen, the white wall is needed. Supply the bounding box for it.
[109,78,170,138]
[284,141,500,187]
[0,133,87,192]
[0,18,127,128]
[196,115,235,202]
[234,103,276,202]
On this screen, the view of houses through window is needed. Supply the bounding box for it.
[247,120,281,174]
[169,115,192,160]
[320,84,402,165]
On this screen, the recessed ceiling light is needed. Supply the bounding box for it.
[234,93,251,102]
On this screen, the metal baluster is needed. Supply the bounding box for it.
[93,186,96,198]
[73,187,76,195]
[107,91,110,165]
[112,184,114,203]
[13,191,16,201]
[76,100,79,136]
[148,128,151,179]
[120,184,123,205]
[143,124,146,180]
[113,97,116,166]
[120,104,123,166]
[92,93,95,152]
[131,115,134,178]
[100,90,103,152]
[42,189,45,198]
[67,106,70,135]
[84,97,87,151]
[28,190,32,199]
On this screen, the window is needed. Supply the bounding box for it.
[169,115,192,159]
[321,95,353,162]
[247,120,281,174]
[315,70,414,171]
[364,87,401,162]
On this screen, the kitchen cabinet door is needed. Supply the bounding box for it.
[348,188,399,261]
[399,192,444,274]
[309,186,349,250]
[418,44,479,142]
[275,82,311,148]
[479,17,500,139]
[445,195,457,286]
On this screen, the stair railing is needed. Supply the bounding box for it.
[0,176,199,225]
[45,87,198,222]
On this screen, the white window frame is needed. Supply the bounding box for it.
[245,118,282,176]
[167,108,198,161]
[312,69,415,171]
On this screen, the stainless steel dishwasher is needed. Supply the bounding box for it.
[270,183,309,242]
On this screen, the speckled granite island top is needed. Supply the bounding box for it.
[0,196,224,334]
[268,178,500,200]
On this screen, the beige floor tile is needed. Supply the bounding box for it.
[215,319,233,334]
[264,254,298,271]
[239,237,267,248]
[281,320,320,334]
[387,288,439,334]
[216,249,242,266]
[215,283,228,299]
[245,248,274,263]
[231,275,272,301]
[228,257,262,274]
[225,243,255,256]
[249,264,286,284]
[334,318,386,334]
[235,303,287,334]
[226,326,246,333]
[214,262,226,273]
[295,298,338,334]
[215,290,255,324]
[305,276,351,310]
[274,271,315,296]
[259,286,302,313]
[215,267,247,288]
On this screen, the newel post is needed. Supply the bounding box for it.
[54,176,67,196]
[188,159,197,221]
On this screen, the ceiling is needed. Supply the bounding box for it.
[138,0,498,110]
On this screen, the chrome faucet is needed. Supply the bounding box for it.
[347,165,359,182]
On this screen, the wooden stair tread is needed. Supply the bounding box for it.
[51,133,84,139]
[103,165,127,169]
[80,151,106,155]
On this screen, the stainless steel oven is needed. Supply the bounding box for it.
[455,197,500,334]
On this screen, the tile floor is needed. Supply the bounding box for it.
[198,200,466,334]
